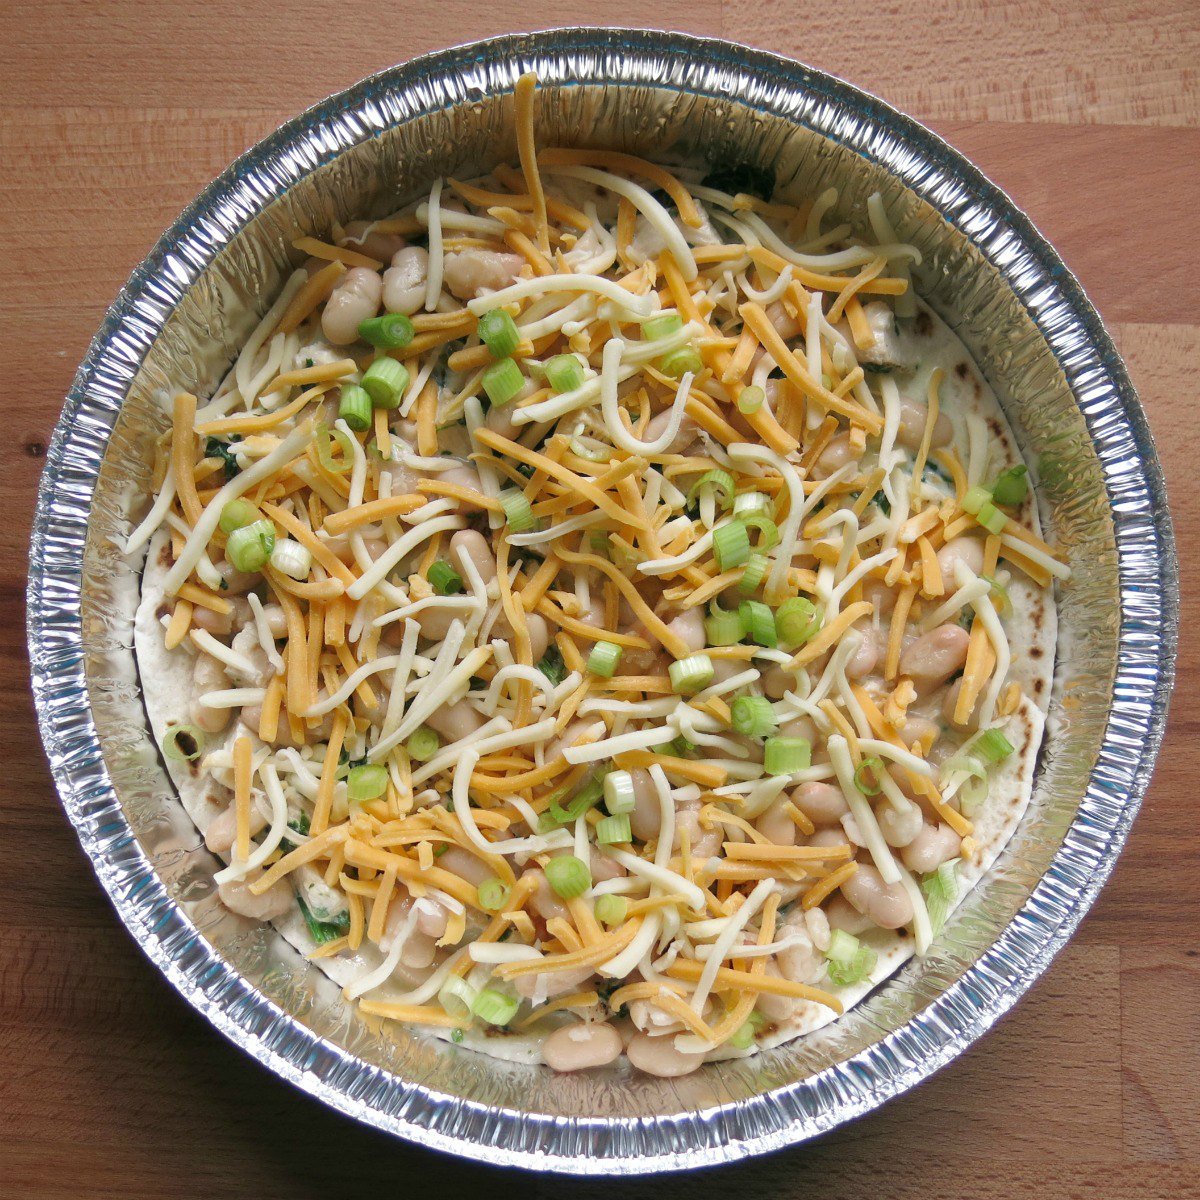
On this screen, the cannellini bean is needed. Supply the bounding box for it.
[813,432,860,479]
[846,626,880,680]
[590,846,626,883]
[674,802,721,858]
[901,822,962,874]
[490,610,550,663]
[215,558,257,595]
[825,895,873,935]
[792,782,848,826]
[766,299,802,339]
[412,604,463,641]
[943,678,982,732]
[425,699,486,743]
[190,654,231,733]
[515,963,594,1001]
[382,245,429,314]
[644,410,700,455]
[861,578,897,616]
[755,797,799,847]
[321,266,383,345]
[804,905,831,952]
[896,398,953,451]
[204,800,267,855]
[841,863,914,930]
[523,868,569,923]
[779,715,817,742]
[191,605,234,636]
[442,249,524,300]
[776,911,826,985]
[762,666,795,700]
[542,1021,623,1072]
[437,463,486,509]
[627,768,660,841]
[217,869,293,921]
[936,536,985,580]
[876,800,924,848]
[260,604,288,639]
[666,608,705,654]
[898,714,940,750]
[755,960,798,1021]
[341,219,407,263]
[450,529,497,587]
[545,718,596,764]
[899,624,970,694]
[626,1032,705,1078]
[437,847,493,889]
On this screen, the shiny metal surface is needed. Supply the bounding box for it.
[27,27,1176,1174]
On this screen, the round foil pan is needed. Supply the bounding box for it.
[28,27,1177,1174]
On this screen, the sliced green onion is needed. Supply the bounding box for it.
[346,763,389,802]
[643,313,684,340]
[473,987,519,1026]
[776,596,821,648]
[218,498,258,534]
[477,877,511,912]
[595,894,628,927]
[337,383,373,432]
[405,726,440,762]
[596,814,632,845]
[269,538,312,581]
[736,384,764,414]
[587,640,623,678]
[225,519,276,573]
[669,654,715,695]
[741,511,780,551]
[990,464,1029,506]
[729,1021,757,1050]
[961,485,992,516]
[478,308,521,358]
[976,728,1015,763]
[732,490,770,519]
[704,604,744,647]
[438,975,477,1020]
[981,573,1011,615]
[922,860,959,935]
[713,520,750,571]
[659,346,704,378]
[545,855,592,899]
[482,357,525,407]
[763,736,812,776]
[976,500,1008,536]
[546,774,606,828]
[537,646,567,686]
[162,723,205,762]
[428,560,463,595]
[738,552,768,594]
[546,353,586,392]
[944,749,988,811]
[500,488,535,533]
[824,929,877,986]
[731,695,778,738]
[738,599,777,648]
[361,357,409,409]
[686,468,736,511]
[570,434,609,463]
[853,756,885,795]
[358,312,415,349]
[603,770,636,816]
[314,423,354,475]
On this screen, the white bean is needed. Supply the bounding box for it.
[450,529,497,587]
[627,769,660,841]
[666,608,705,654]
[218,870,293,921]
[792,782,848,826]
[425,699,486,743]
[896,398,953,451]
[321,266,383,345]
[943,678,982,732]
[936,536,985,580]
[542,1021,623,1072]
[755,797,798,847]
[901,822,961,874]
[899,623,970,694]
[626,1032,705,1078]
[442,249,524,300]
[876,800,924,848]
[342,220,407,263]
[190,654,231,733]
[841,863,914,930]
[382,245,429,315]
[204,800,267,855]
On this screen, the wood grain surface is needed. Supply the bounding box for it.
[2,4,1196,1196]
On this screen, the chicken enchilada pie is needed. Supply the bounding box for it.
[129,74,1066,1077]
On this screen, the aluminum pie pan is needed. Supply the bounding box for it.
[27,27,1177,1174]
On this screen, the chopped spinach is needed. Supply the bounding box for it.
[862,362,893,375]
[204,435,243,481]
[536,646,566,686]
[295,893,351,944]
[701,162,775,201]
[450,1028,464,1044]
[280,812,311,854]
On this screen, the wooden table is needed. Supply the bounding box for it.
[3,4,1196,1195]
